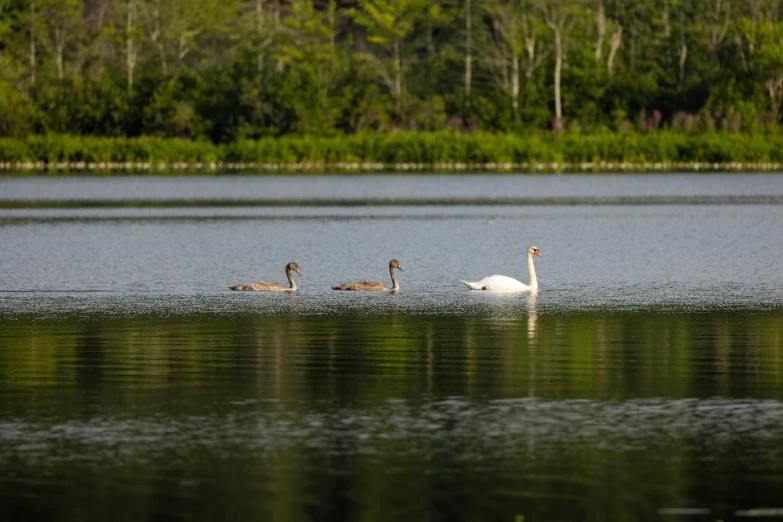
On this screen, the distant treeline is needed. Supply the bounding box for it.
[3,133,783,172]
[1,0,783,143]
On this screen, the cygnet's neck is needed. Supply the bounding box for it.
[527,252,538,289]
[286,268,297,290]
[389,266,400,291]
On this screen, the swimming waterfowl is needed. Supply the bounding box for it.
[461,246,541,291]
[332,259,403,291]
[230,262,302,291]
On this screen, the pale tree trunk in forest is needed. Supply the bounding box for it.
[524,36,538,81]
[145,0,168,76]
[274,0,283,73]
[746,0,761,55]
[44,1,80,81]
[254,0,280,79]
[523,16,547,83]
[607,27,622,77]
[663,0,672,64]
[174,29,201,79]
[73,46,84,79]
[327,0,337,89]
[465,0,472,106]
[256,0,265,74]
[86,0,111,78]
[734,0,771,71]
[552,26,562,131]
[678,7,687,90]
[663,0,671,39]
[30,0,36,86]
[596,0,621,78]
[126,0,138,91]
[595,0,605,60]
[524,35,535,81]
[511,48,519,115]
[486,17,510,97]
[393,39,402,116]
[484,3,543,119]
[537,0,571,133]
[678,43,688,88]
[54,27,65,79]
[735,34,749,71]
[328,1,336,57]
[707,0,730,60]
[768,78,783,116]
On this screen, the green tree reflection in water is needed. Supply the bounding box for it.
[1,309,782,521]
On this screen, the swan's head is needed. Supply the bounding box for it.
[528,246,542,257]
[286,262,302,276]
[389,259,404,271]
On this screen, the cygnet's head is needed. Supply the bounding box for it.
[528,246,542,257]
[389,259,404,271]
[286,262,302,276]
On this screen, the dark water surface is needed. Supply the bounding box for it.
[2,174,783,521]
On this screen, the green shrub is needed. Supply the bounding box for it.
[2,132,783,171]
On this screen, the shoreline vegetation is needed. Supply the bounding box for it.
[4,0,783,178]
[2,133,783,174]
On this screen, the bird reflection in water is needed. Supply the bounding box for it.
[527,290,538,340]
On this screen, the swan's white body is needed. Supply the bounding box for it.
[461,274,533,291]
[461,246,541,292]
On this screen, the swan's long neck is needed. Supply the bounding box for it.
[286,267,297,290]
[389,266,400,290]
[527,252,538,289]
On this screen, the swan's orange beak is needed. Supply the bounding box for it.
[534,250,542,257]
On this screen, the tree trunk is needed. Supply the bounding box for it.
[595,0,605,60]
[539,0,570,132]
[30,0,36,86]
[767,77,783,116]
[394,39,402,117]
[678,8,687,90]
[173,29,200,81]
[707,0,729,61]
[327,0,337,92]
[663,0,672,65]
[511,50,520,117]
[524,32,538,81]
[274,0,283,73]
[150,0,168,76]
[663,0,671,39]
[465,0,472,105]
[256,0,265,75]
[126,0,137,91]
[328,1,336,56]
[734,33,749,72]
[678,43,687,89]
[55,27,65,80]
[607,27,622,78]
[553,27,563,131]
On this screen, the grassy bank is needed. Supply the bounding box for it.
[2,132,783,173]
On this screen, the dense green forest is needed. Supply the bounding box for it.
[2,0,783,143]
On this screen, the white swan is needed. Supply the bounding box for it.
[460,246,541,291]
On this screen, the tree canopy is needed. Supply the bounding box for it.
[1,0,782,142]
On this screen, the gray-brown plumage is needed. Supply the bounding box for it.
[332,259,403,291]
[230,262,302,291]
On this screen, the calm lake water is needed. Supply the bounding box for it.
[2,174,783,521]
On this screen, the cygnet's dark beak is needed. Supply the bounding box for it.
[397,266,404,272]
[295,269,303,276]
